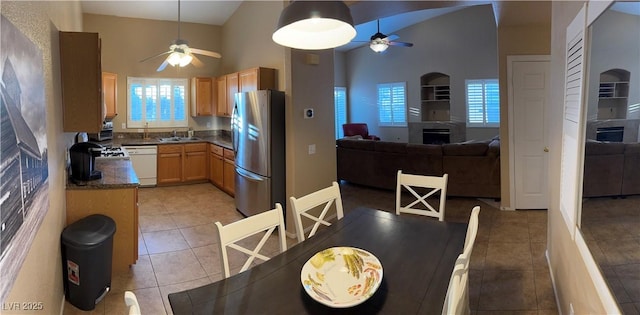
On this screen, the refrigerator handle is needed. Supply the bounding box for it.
[231,102,239,154]
[236,167,265,182]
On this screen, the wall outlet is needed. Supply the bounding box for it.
[207,122,212,128]
[308,144,316,155]
[121,123,126,129]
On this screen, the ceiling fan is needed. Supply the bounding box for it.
[140,0,221,72]
[355,20,414,53]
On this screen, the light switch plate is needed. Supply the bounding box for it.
[308,144,316,155]
[304,108,314,119]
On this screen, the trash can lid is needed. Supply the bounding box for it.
[62,214,116,247]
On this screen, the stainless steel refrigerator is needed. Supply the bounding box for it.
[232,90,286,217]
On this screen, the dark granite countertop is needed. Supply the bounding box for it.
[111,135,232,150]
[67,159,139,190]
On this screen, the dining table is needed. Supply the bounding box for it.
[168,207,467,314]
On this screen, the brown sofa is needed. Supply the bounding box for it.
[336,138,501,198]
[583,141,640,197]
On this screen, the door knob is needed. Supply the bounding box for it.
[544,147,549,152]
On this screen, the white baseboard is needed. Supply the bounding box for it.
[546,249,563,315]
[59,294,65,315]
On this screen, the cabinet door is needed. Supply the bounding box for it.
[210,152,224,188]
[225,73,239,117]
[102,72,117,119]
[157,144,183,185]
[60,32,103,132]
[223,158,235,196]
[191,77,214,116]
[184,143,207,181]
[223,148,235,195]
[239,68,258,93]
[216,76,227,116]
[239,67,276,93]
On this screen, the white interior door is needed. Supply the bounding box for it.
[510,58,550,209]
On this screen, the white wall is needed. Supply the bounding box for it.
[344,4,498,142]
[1,1,82,311]
[547,2,616,314]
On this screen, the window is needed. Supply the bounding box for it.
[127,77,189,128]
[466,79,499,127]
[334,87,347,139]
[377,82,407,127]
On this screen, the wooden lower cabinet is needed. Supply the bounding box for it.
[208,143,235,196]
[158,143,208,185]
[157,144,183,185]
[223,148,235,196]
[66,187,138,273]
[184,143,208,181]
[209,144,224,187]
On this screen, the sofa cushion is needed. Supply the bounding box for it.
[442,141,489,156]
[374,141,407,153]
[337,139,376,151]
[625,143,640,155]
[487,140,500,157]
[585,141,625,155]
[406,144,442,156]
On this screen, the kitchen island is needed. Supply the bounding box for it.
[66,159,139,272]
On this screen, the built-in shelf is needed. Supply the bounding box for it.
[420,72,450,121]
[597,69,630,120]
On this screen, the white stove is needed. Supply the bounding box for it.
[97,147,130,160]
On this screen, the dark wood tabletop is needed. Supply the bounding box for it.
[168,207,467,314]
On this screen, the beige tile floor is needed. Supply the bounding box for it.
[581,195,640,315]
[64,182,560,314]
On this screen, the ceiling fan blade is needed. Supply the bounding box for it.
[140,50,171,63]
[190,55,204,67]
[157,59,169,72]
[389,41,414,47]
[190,48,221,59]
[386,34,399,41]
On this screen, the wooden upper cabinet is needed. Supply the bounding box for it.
[225,72,239,117]
[239,67,276,93]
[216,76,227,117]
[191,77,215,117]
[102,72,117,119]
[216,67,276,117]
[60,31,103,132]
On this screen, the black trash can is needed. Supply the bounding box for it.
[61,214,116,311]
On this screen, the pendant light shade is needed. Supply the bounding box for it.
[272,1,356,50]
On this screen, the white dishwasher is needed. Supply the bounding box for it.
[123,145,157,187]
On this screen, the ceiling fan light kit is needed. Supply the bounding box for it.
[272,1,356,50]
[369,40,388,53]
[140,0,221,72]
[353,20,414,54]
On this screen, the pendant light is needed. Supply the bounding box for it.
[272,1,356,50]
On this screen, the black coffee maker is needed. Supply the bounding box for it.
[70,142,103,181]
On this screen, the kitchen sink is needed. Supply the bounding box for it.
[158,137,200,142]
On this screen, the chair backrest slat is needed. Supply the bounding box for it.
[214,204,287,278]
[396,170,448,221]
[290,181,344,242]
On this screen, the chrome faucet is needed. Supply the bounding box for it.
[172,129,177,137]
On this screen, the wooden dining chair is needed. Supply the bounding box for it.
[442,261,468,315]
[289,181,344,242]
[460,206,481,264]
[214,203,287,278]
[124,291,141,315]
[395,170,449,221]
[442,206,480,315]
